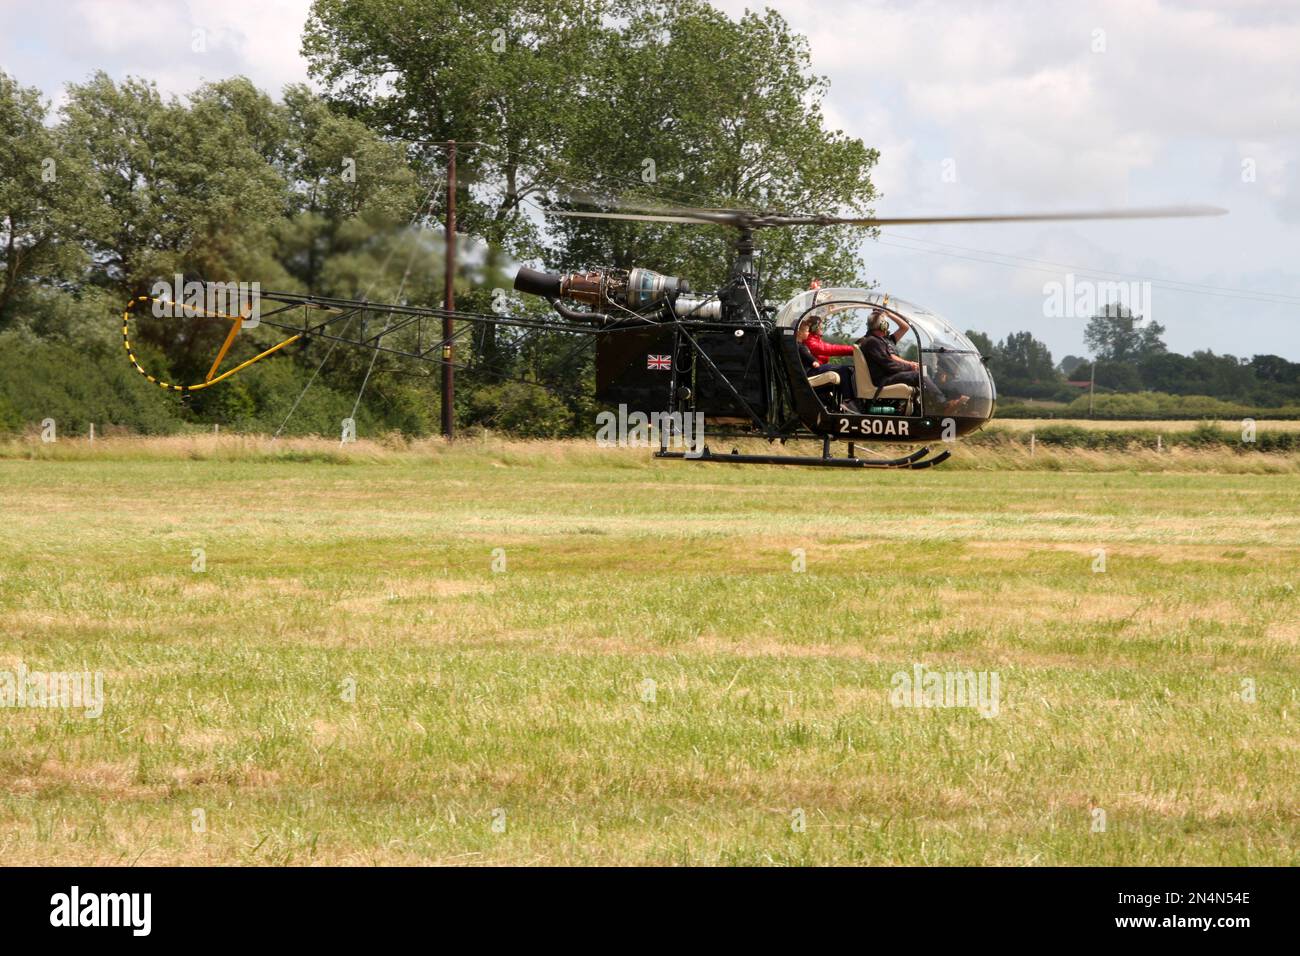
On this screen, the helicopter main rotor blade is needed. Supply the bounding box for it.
[549,209,714,226]
[760,205,1228,227]
[547,203,1228,230]
[548,193,754,225]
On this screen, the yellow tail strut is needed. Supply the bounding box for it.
[205,312,245,382]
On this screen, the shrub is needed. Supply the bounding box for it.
[465,382,573,438]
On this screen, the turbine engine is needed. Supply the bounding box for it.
[514,266,720,319]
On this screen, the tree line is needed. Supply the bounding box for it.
[967,304,1300,412]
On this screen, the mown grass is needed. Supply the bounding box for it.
[992,418,1300,433]
[1,435,1297,865]
[4,427,1300,473]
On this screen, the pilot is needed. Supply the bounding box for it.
[797,317,863,412]
[861,310,969,415]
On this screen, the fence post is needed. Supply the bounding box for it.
[1029,432,1036,456]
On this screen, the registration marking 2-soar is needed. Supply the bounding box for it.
[839,417,910,436]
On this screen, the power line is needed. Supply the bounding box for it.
[886,231,1300,303]
[874,234,1300,309]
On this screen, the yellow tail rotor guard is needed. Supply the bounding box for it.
[121,296,301,393]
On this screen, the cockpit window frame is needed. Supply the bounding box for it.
[779,288,983,356]
[791,298,931,416]
[782,288,996,420]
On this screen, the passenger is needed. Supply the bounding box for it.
[804,315,856,365]
[861,310,969,415]
[797,317,862,412]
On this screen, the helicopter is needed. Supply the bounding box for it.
[122,200,1224,468]
[508,200,1225,468]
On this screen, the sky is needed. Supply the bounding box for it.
[2,0,1297,361]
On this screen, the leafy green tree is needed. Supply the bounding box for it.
[59,72,288,296]
[275,83,427,293]
[0,72,103,326]
[56,73,289,388]
[1186,350,1254,399]
[1073,359,1142,392]
[303,0,879,299]
[968,329,1062,397]
[304,0,625,406]
[1247,354,1300,404]
[303,0,611,254]
[1057,354,1086,378]
[996,331,1057,382]
[965,330,994,357]
[550,1,879,300]
[1137,351,1197,394]
[1083,302,1166,364]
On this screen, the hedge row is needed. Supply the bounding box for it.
[973,423,1300,451]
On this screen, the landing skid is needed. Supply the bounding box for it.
[654,439,951,469]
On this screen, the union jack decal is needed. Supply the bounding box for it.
[647,354,672,370]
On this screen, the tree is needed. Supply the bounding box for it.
[303,0,613,256]
[1250,354,1300,386]
[1137,351,1197,394]
[60,72,288,297]
[966,329,1062,397]
[551,2,879,300]
[996,331,1057,383]
[1073,359,1141,392]
[302,0,879,298]
[1083,302,1166,364]
[965,330,993,357]
[1057,354,1086,378]
[274,83,427,294]
[0,67,452,436]
[0,72,102,326]
[1184,350,1252,399]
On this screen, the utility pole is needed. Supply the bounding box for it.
[1088,358,1095,418]
[441,141,456,439]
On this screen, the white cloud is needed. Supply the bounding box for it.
[715,0,1300,356]
[1,0,316,103]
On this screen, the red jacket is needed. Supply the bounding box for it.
[806,333,855,364]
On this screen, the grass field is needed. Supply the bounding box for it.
[991,418,1300,433]
[1,434,1298,865]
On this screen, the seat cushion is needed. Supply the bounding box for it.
[852,344,914,399]
[850,345,873,399]
[874,383,915,399]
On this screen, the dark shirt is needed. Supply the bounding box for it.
[863,334,905,383]
[798,342,818,373]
